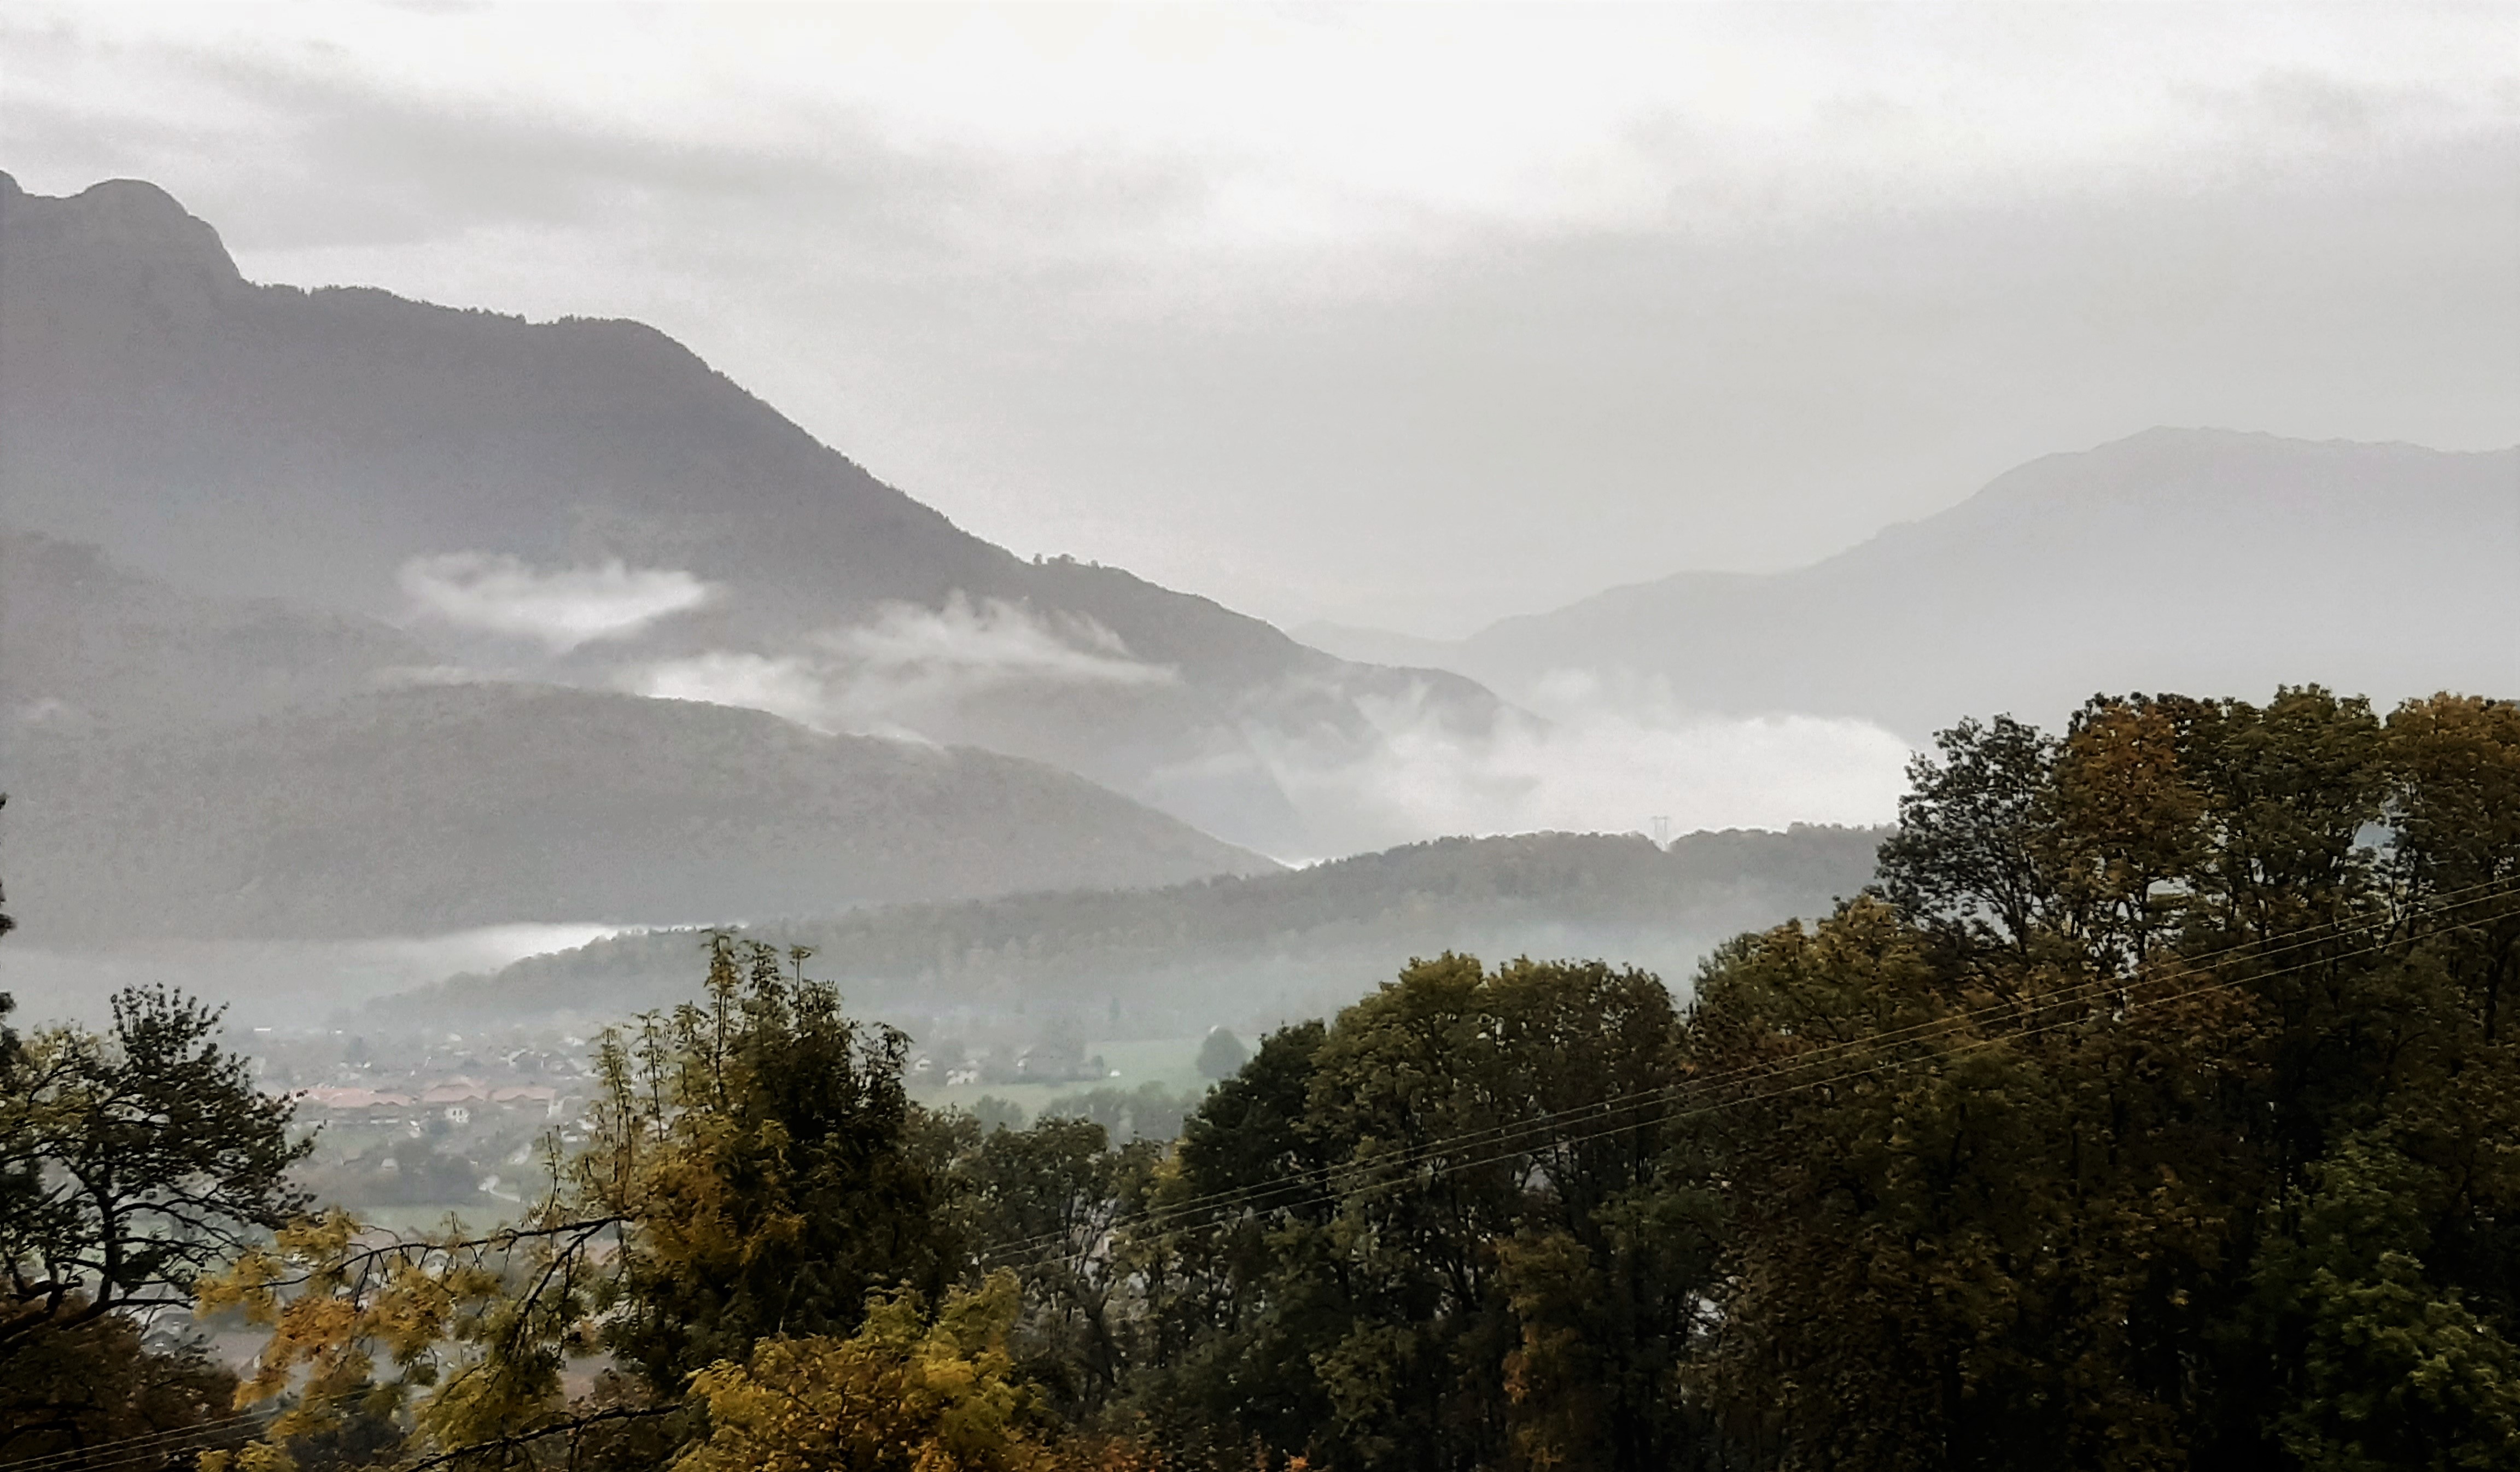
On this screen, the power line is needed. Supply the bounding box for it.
[0,1387,365,1472]
[14,875,2512,1471]
[976,879,2519,1270]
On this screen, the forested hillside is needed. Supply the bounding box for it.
[377,825,1883,1029]
[0,530,430,732]
[2,682,1274,942]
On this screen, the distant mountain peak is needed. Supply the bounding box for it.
[1959,427,2512,522]
[0,172,244,294]
[1446,429,2516,736]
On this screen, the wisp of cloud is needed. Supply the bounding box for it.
[400,552,715,652]
[1245,668,1914,857]
[627,594,1175,734]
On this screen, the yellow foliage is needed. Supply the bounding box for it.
[199,1442,298,1472]
[673,1272,1149,1472]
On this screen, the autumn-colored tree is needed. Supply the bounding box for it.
[676,1271,1163,1472]
[205,936,961,1468]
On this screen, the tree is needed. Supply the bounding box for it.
[940,1114,1163,1417]
[1193,1029,1246,1081]
[1874,715,2063,957]
[1,791,15,942]
[2,985,309,1350]
[593,937,952,1392]
[207,936,967,1467]
[2254,1131,2520,1469]
[0,792,28,1343]
[1687,898,2251,1470]
[675,1272,1160,1472]
[0,982,301,1467]
[1136,955,1718,1471]
[0,1311,249,1469]
[181,688,2520,1471]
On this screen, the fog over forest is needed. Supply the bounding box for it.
[1,7,2514,1470]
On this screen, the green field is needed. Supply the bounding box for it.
[907,1035,1215,1124]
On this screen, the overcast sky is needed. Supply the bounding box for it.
[6,2,2513,635]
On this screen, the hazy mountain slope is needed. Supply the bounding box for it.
[0,529,434,731]
[375,825,1883,1029]
[1427,429,2519,736]
[0,683,1276,943]
[0,172,1502,851]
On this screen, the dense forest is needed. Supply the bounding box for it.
[382,825,1882,1033]
[4,687,2516,1470]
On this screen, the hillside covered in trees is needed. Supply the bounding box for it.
[376,825,1883,1031]
[4,682,1275,943]
[5,685,2515,1471]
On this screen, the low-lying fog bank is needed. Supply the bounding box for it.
[0,921,623,1031]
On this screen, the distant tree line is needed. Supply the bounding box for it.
[3,689,2516,1469]
[399,824,1885,1030]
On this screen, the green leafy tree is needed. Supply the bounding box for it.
[1691,689,2520,1469]
[0,982,303,1465]
[0,1310,250,1468]
[2255,1131,2520,1469]
[1136,955,1718,1471]
[1874,714,2063,957]
[941,1113,1164,1415]
[2,985,310,1349]
[1193,1029,1246,1081]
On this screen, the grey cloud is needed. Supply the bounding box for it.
[777,128,2518,632]
[2,18,1210,272]
[624,595,1177,738]
[2179,67,2488,141]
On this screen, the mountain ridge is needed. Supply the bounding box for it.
[1307,427,2518,737]
[0,171,1506,854]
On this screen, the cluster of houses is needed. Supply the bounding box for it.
[297,1076,567,1128]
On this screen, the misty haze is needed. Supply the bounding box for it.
[1,6,2514,1470]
